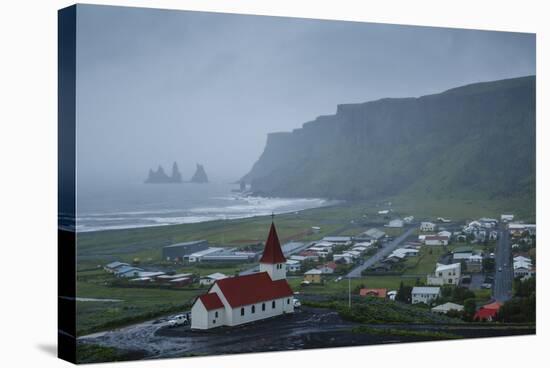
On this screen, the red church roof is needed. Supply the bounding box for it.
[259,222,286,264]
[198,293,224,310]
[215,272,293,308]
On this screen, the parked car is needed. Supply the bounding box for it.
[481,283,492,289]
[498,267,503,272]
[293,298,302,308]
[168,314,189,327]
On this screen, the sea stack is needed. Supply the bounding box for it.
[145,162,183,183]
[190,163,209,183]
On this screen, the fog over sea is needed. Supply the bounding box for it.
[75,182,334,232]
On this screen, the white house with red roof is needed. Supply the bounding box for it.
[191,222,294,329]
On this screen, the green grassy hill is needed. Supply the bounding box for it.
[242,76,535,204]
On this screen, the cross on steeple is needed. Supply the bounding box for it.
[271,212,275,222]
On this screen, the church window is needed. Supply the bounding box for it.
[240,307,244,316]
[252,305,256,313]
[272,300,276,309]
[262,303,266,311]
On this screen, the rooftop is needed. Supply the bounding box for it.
[215,272,293,308]
[412,286,441,294]
[163,240,208,248]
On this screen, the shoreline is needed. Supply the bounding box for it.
[75,196,343,234]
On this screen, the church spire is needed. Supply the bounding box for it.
[259,221,286,264]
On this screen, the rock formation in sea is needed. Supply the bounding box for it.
[145,162,183,183]
[190,163,209,183]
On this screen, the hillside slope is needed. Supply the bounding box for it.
[242,76,535,201]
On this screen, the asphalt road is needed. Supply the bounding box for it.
[346,226,416,278]
[493,224,513,302]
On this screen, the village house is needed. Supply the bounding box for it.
[474,301,502,322]
[452,246,474,261]
[303,269,323,284]
[438,230,452,238]
[427,263,461,286]
[114,266,143,278]
[285,259,301,273]
[403,216,414,224]
[424,235,449,246]
[501,214,514,222]
[359,288,387,298]
[333,254,354,264]
[420,222,437,232]
[466,254,483,272]
[317,262,337,274]
[104,261,130,273]
[191,223,294,330]
[188,247,224,263]
[431,302,464,314]
[357,228,386,242]
[199,272,228,286]
[385,219,404,228]
[321,236,352,245]
[412,286,441,304]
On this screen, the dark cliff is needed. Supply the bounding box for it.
[242,76,536,200]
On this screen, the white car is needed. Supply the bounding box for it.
[168,314,189,327]
[293,298,302,308]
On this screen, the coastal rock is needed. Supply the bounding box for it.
[190,164,209,183]
[145,162,182,183]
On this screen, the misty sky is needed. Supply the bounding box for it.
[75,5,535,184]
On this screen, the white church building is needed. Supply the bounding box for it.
[191,222,294,329]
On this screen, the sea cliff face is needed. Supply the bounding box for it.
[242,76,536,200]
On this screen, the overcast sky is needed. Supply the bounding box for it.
[75,4,535,184]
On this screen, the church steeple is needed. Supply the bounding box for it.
[259,221,286,281]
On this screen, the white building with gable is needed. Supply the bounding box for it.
[191,223,294,329]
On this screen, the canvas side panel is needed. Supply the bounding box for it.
[58,4,77,364]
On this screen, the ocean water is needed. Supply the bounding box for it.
[75,182,333,232]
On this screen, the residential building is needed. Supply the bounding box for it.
[385,219,404,228]
[359,288,387,298]
[334,254,354,264]
[114,266,143,278]
[321,236,352,244]
[358,228,386,241]
[427,263,461,285]
[188,247,224,263]
[162,240,209,261]
[466,254,483,272]
[199,272,228,286]
[285,259,301,273]
[425,235,449,246]
[304,269,323,284]
[474,302,502,322]
[501,214,514,222]
[431,302,464,314]
[104,261,129,273]
[411,286,441,304]
[420,222,436,232]
[317,262,337,274]
[191,222,294,330]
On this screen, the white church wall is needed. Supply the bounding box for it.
[229,296,293,326]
